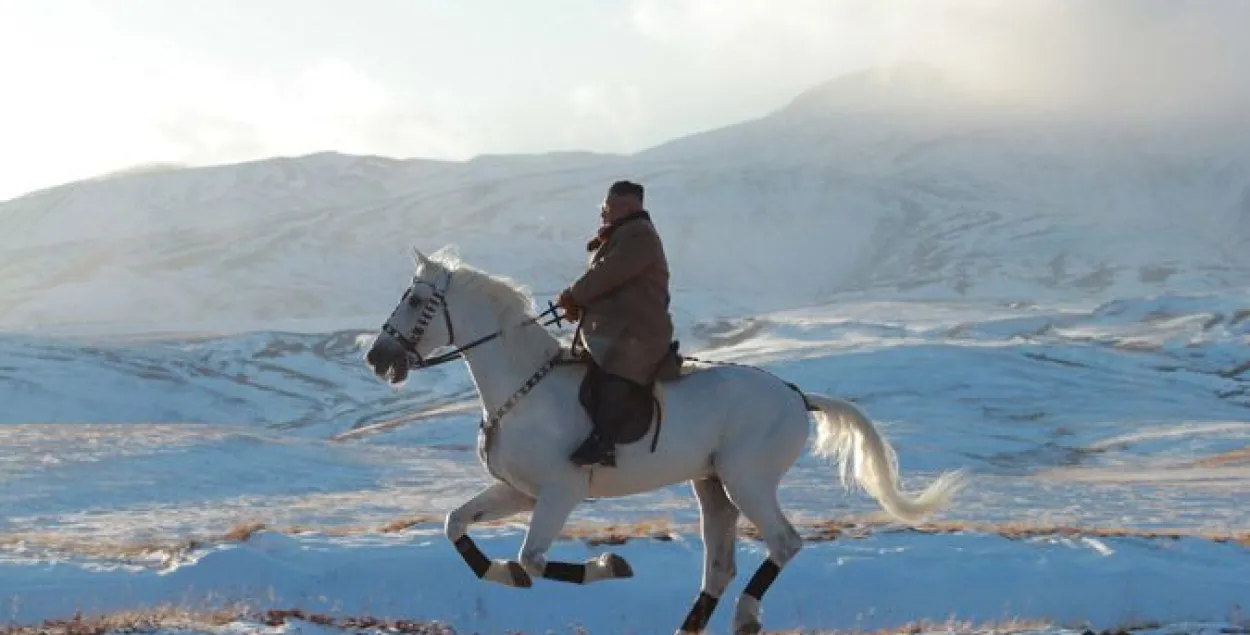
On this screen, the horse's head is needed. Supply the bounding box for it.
[365,247,458,385]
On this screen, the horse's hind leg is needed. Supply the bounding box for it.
[444,481,536,588]
[720,472,803,634]
[676,476,740,635]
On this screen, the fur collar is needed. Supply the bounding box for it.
[586,210,651,251]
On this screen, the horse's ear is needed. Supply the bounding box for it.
[410,246,430,268]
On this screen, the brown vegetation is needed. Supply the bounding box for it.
[557,515,1250,549]
[2,513,1247,571]
[379,515,440,534]
[221,520,266,542]
[772,617,1056,635]
[6,607,1241,635]
[0,604,459,635]
[259,608,458,634]
[0,604,243,635]
[793,518,1250,548]
[1192,447,1250,467]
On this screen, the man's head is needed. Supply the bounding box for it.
[601,180,644,223]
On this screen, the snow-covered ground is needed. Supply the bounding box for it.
[5,525,1250,635]
[3,292,1249,634]
[3,66,1250,634]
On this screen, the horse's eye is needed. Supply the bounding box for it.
[407,295,421,308]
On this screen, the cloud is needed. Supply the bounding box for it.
[0,5,475,200]
[630,0,884,77]
[559,83,649,152]
[933,0,1250,118]
[145,57,477,163]
[4,1,1247,201]
[628,0,1250,120]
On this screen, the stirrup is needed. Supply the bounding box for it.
[570,436,616,467]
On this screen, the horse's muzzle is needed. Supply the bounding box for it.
[365,335,410,385]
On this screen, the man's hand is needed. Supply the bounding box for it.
[556,288,581,321]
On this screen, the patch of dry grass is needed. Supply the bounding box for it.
[0,604,462,635]
[0,603,244,635]
[0,515,440,569]
[558,516,1250,550]
[1192,447,1250,467]
[771,616,1057,635]
[257,608,458,634]
[794,518,1250,548]
[779,617,1240,635]
[0,533,209,569]
[220,521,266,543]
[4,513,1247,569]
[7,609,1241,635]
[378,515,440,534]
[558,517,681,546]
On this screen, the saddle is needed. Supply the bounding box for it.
[572,340,690,452]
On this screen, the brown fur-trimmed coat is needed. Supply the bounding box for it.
[566,212,675,386]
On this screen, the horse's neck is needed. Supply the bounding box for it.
[456,303,560,417]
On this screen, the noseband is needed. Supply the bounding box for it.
[381,269,458,368]
[380,269,568,370]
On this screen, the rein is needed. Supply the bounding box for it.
[381,269,571,370]
[408,303,568,368]
[379,267,584,484]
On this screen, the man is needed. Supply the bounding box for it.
[556,180,675,468]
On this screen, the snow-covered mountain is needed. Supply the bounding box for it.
[2,64,1248,335]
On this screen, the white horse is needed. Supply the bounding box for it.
[363,246,967,635]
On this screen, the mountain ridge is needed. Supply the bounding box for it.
[2,65,1248,334]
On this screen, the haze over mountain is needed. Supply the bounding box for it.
[2,64,1248,335]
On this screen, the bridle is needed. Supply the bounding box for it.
[380,268,568,370]
[379,267,580,481]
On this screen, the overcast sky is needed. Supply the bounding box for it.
[1,0,1247,201]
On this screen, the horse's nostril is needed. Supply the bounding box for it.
[366,346,381,366]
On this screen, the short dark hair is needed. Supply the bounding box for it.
[608,180,644,200]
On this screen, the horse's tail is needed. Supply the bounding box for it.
[803,392,968,525]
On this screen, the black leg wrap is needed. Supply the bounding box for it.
[679,591,720,633]
[744,558,781,600]
[542,561,586,584]
[454,535,491,578]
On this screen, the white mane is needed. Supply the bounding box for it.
[420,246,562,365]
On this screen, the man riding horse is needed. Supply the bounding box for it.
[555,180,676,468]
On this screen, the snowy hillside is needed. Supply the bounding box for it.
[3,66,1249,335]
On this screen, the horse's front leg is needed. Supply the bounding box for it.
[518,482,633,585]
[445,481,536,588]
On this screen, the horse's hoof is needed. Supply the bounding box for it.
[733,620,762,635]
[602,552,633,578]
[506,560,533,588]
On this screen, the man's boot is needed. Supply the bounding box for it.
[570,373,631,467]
